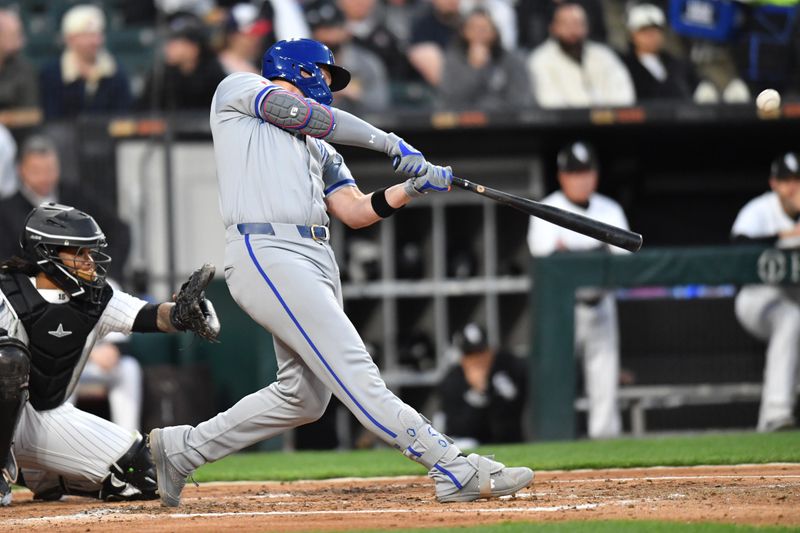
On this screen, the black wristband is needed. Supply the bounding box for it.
[132,303,160,332]
[370,187,402,218]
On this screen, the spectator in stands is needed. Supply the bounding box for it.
[437,8,532,110]
[306,0,390,113]
[730,152,800,432]
[338,0,412,82]
[439,323,527,446]
[526,2,635,108]
[74,332,143,433]
[622,3,701,102]
[218,3,271,74]
[0,124,16,199]
[460,0,518,51]
[40,5,132,119]
[518,0,608,50]
[527,141,629,439]
[407,0,462,87]
[0,135,130,279]
[139,15,227,110]
[0,9,39,111]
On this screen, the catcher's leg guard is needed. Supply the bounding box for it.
[0,336,30,484]
[28,434,158,502]
[97,433,158,501]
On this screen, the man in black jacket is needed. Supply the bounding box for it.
[0,135,130,279]
[139,15,227,111]
[440,323,527,445]
[622,3,699,101]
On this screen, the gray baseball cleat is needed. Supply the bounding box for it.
[148,428,188,507]
[432,453,534,503]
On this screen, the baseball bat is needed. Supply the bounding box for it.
[391,157,643,252]
[451,176,643,253]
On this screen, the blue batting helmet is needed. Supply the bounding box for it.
[261,38,350,105]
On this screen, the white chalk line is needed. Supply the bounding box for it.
[546,474,800,484]
[1,503,602,526]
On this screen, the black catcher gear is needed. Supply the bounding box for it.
[21,203,111,304]
[0,272,111,410]
[0,331,29,500]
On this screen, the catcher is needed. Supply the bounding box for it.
[0,202,219,506]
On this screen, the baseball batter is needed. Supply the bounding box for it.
[731,151,800,432]
[527,141,629,439]
[0,203,220,506]
[148,38,533,506]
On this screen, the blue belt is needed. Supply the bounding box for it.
[237,222,330,242]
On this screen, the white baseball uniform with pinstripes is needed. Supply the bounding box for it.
[154,72,470,489]
[0,281,146,493]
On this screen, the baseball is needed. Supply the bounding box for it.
[756,89,781,112]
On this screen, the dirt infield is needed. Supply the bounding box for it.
[2,464,799,532]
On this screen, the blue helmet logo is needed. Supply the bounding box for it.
[261,38,351,105]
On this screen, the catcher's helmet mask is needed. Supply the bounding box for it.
[21,203,111,303]
[261,38,350,106]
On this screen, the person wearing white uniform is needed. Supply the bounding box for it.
[0,203,220,506]
[731,152,800,432]
[527,141,629,439]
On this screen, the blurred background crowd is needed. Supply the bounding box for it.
[0,0,793,118]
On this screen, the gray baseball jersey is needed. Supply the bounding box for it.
[731,191,800,431]
[211,72,355,228]
[0,281,146,490]
[155,73,475,491]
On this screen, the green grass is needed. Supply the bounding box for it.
[194,430,800,482]
[346,522,798,533]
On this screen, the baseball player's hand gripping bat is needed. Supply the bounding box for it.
[451,176,643,253]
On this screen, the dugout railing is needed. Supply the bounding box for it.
[530,245,797,440]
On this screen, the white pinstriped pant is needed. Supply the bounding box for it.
[14,401,136,493]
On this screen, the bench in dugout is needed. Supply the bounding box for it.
[575,383,800,437]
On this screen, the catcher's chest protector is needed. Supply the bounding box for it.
[0,272,111,410]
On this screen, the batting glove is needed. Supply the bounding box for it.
[404,163,453,198]
[386,133,427,177]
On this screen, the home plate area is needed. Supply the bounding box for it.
[2,464,799,532]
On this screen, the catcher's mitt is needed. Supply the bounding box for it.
[170,263,221,342]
